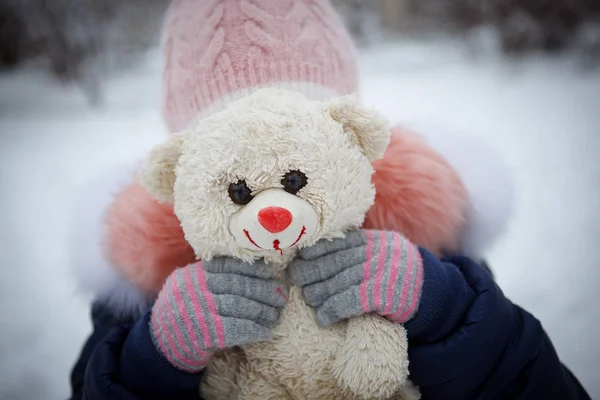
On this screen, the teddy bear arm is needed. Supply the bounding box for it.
[331,314,411,400]
[200,348,294,400]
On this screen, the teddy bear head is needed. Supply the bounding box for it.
[139,88,391,263]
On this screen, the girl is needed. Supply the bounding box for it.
[69,1,590,399]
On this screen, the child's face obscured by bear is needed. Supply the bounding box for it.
[140,88,391,263]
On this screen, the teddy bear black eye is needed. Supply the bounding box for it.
[281,170,308,195]
[228,180,253,205]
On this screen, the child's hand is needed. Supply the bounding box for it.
[287,230,423,327]
[150,258,287,372]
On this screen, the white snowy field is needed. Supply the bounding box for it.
[0,38,599,399]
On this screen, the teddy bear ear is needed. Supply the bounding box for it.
[326,94,391,162]
[138,132,187,203]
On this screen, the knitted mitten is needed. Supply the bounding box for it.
[288,230,424,327]
[150,258,287,372]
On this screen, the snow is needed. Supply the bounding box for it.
[1,38,599,398]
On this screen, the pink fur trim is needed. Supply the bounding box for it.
[104,180,196,294]
[364,126,468,255]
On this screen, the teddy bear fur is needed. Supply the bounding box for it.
[67,90,515,398]
[138,87,426,400]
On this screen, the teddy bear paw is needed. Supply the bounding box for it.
[331,314,412,399]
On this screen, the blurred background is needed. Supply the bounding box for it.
[0,0,599,398]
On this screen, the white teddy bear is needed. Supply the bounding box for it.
[139,87,419,400]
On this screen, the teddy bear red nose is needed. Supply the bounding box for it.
[257,207,293,233]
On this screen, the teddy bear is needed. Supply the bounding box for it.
[68,89,514,398]
[135,86,427,400]
[68,94,514,400]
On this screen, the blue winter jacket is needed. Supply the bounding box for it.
[69,250,591,400]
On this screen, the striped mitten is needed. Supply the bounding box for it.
[150,258,287,372]
[288,230,424,327]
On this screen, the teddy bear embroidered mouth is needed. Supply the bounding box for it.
[242,229,263,250]
[242,226,307,254]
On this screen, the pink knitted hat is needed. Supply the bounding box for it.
[161,0,359,133]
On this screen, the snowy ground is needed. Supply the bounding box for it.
[0,38,599,399]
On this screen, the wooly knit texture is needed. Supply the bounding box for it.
[161,0,359,133]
